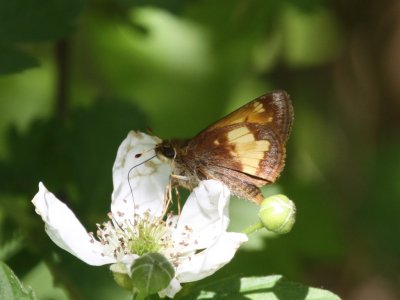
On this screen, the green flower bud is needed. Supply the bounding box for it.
[130,252,175,296]
[258,194,296,234]
[110,263,133,291]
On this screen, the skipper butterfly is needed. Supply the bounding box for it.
[154,90,294,204]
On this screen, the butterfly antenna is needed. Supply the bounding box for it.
[127,151,157,202]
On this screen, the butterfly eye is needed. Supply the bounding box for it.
[161,145,176,159]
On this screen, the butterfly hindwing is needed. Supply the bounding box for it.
[188,122,286,183]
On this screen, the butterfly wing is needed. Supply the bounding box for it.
[187,90,293,184]
[205,90,293,145]
[189,123,286,184]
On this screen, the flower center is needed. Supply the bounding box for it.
[128,212,168,256]
[96,211,175,260]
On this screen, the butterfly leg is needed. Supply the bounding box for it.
[161,175,174,216]
[174,186,182,215]
[170,174,190,181]
[162,174,189,216]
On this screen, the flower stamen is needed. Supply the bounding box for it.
[96,210,179,260]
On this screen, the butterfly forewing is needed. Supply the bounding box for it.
[157,90,294,204]
[187,90,293,182]
[205,90,293,144]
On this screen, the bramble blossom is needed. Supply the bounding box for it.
[32,131,247,298]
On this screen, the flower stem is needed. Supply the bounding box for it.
[242,221,264,235]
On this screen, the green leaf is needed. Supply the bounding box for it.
[0,0,84,74]
[0,44,39,75]
[0,261,36,300]
[0,0,84,43]
[178,275,341,300]
[130,253,175,297]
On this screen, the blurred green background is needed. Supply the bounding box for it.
[1,0,400,299]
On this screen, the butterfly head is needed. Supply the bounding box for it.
[155,139,189,165]
[156,142,175,159]
[155,140,180,163]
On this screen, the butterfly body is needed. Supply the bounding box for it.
[155,90,294,204]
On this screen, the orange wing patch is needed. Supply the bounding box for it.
[227,127,255,143]
[252,101,266,113]
[204,90,293,146]
[225,126,271,175]
[206,91,293,131]
[207,99,274,131]
[235,141,271,175]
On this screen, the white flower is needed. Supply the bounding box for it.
[32,131,248,298]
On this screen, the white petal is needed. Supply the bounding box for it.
[32,183,115,266]
[173,180,231,251]
[111,131,171,220]
[176,232,248,283]
[158,278,182,298]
